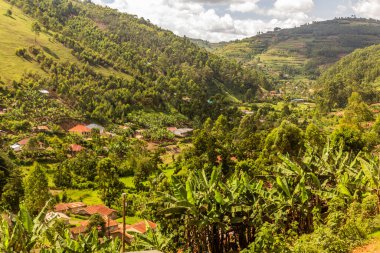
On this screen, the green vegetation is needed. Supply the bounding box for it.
[1,0,380,252]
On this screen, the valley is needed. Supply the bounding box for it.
[1,0,380,252]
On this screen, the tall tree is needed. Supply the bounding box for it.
[31,21,41,43]
[24,163,50,215]
[96,158,125,207]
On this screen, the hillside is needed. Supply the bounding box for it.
[316,44,380,110]
[0,0,269,126]
[204,18,380,83]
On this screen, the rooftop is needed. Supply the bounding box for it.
[69,125,91,133]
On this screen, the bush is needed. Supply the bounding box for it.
[15,48,27,58]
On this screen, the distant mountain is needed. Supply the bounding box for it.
[203,18,380,81]
[0,0,269,125]
[316,44,380,109]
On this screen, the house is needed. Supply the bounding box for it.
[10,138,30,152]
[79,205,118,220]
[35,125,50,132]
[86,123,105,134]
[69,144,84,153]
[125,220,157,234]
[45,212,70,224]
[39,89,50,95]
[68,125,91,136]
[241,110,254,115]
[70,225,87,239]
[173,128,193,137]
[166,127,177,133]
[54,202,87,214]
[10,143,21,152]
[110,225,134,243]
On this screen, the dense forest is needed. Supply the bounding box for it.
[317,44,380,110]
[1,0,380,252]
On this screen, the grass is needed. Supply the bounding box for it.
[116,216,141,224]
[63,189,103,205]
[0,0,133,82]
[120,176,135,188]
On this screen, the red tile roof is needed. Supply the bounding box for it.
[69,125,91,133]
[54,202,87,212]
[126,220,157,234]
[112,225,134,239]
[70,226,87,235]
[70,144,84,152]
[83,205,117,217]
[18,138,30,146]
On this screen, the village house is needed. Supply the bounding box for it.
[110,225,134,243]
[68,125,91,136]
[34,125,50,132]
[79,205,118,220]
[125,220,157,234]
[10,137,30,152]
[86,123,105,134]
[173,128,193,137]
[69,144,84,153]
[45,212,70,224]
[54,202,87,214]
[70,225,87,239]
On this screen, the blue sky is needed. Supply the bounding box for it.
[92,0,380,42]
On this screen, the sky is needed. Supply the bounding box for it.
[91,0,380,42]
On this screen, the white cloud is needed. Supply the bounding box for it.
[91,0,319,42]
[229,1,261,13]
[353,0,380,19]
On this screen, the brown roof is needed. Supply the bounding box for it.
[83,205,117,217]
[69,125,91,133]
[54,202,87,212]
[126,220,157,234]
[18,138,30,146]
[111,225,134,239]
[70,226,87,235]
[37,126,50,131]
[70,144,84,152]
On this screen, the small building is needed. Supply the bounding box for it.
[35,125,50,132]
[39,89,50,95]
[68,125,91,136]
[111,225,134,243]
[45,212,70,224]
[69,144,84,153]
[10,138,30,152]
[54,202,87,214]
[70,225,87,239]
[80,205,118,220]
[173,128,193,138]
[86,123,105,134]
[80,217,119,233]
[125,220,157,234]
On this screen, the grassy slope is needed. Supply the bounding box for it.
[0,0,131,82]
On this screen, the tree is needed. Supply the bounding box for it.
[88,214,106,236]
[264,120,304,157]
[342,92,373,124]
[31,22,41,43]
[1,168,24,213]
[24,163,50,215]
[96,158,125,207]
[5,9,12,16]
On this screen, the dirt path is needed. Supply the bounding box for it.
[352,238,380,253]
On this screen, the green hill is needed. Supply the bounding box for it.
[316,44,380,109]
[0,0,269,126]
[205,18,380,82]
